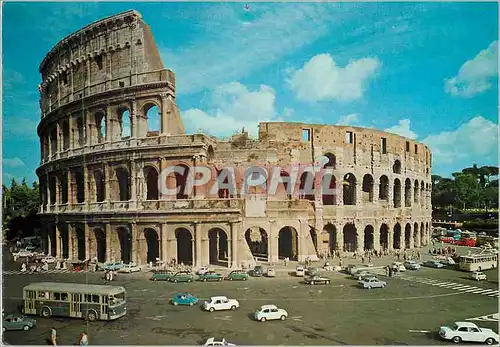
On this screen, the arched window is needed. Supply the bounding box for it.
[145,104,160,134]
[120,109,131,138]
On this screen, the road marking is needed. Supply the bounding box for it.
[466,313,499,322]
[481,290,498,295]
[456,287,475,291]
[409,330,430,333]
[213,315,232,321]
[289,316,303,321]
[467,289,487,293]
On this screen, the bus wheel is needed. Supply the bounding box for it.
[41,307,51,318]
[87,310,97,322]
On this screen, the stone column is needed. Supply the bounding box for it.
[388,227,394,251]
[55,225,61,258]
[56,122,61,155]
[388,176,394,207]
[67,168,73,207]
[106,105,112,143]
[159,158,168,200]
[373,180,380,205]
[373,224,381,252]
[160,93,168,134]
[105,163,112,205]
[355,181,363,206]
[337,224,344,252]
[47,231,52,256]
[230,222,240,268]
[85,110,92,147]
[194,222,202,267]
[130,160,137,208]
[167,226,177,263]
[161,223,168,262]
[83,165,90,206]
[357,226,364,253]
[268,220,279,263]
[409,227,414,249]
[84,224,90,260]
[106,224,112,262]
[131,222,139,264]
[68,223,74,260]
[68,115,74,151]
[54,175,60,206]
[298,219,308,262]
[46,173,51,207]
[131,100,138,138]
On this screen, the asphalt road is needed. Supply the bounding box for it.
[2,251,499,345]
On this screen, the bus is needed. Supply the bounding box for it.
[22,282,126,321]
[458,253,498,272]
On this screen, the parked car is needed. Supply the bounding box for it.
[100,261,125,271]
[203,337,236,346]
[3,313,36,332]
[439,321,499,345]
[198,271,223,282]
[169,271,195,283]
[41,255,57,264]
[226,270,248,281]
[249,265,264,277]
[253,304,288,322]
[150,270,175,281]
[203,296,239,312]
[304,275,330,285]
[170,292,198,306]
[423,260,445,268]
[353,270,375,280]
[295,266,305,277]
[392,262,406,272]
[197,266,210,275]
[470,271,487,281]
[306,267,320,276]
[14,250,33,258]
[118,263,141,273]
[266,267,276,277]
[404,260,421,270]
[358,276,387,289]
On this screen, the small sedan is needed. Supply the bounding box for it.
[403,261,421,270]
[358,276,387,289]
[118,263,142,273]
[392,262,406,272]
[226,270,249,281]
[150,270,175,281]
[249,266,264,277]
[170,293,198,306]
[423,260,445,268]
[198,271,223,282]
[254,304,288,322]
[203,296,239,312]
[3,313,36,332]
[439,321,499,345]
[204,337,236,346]
[306,267,320,276]
[169,271,195,283]
[304,275,330,285]
[470,271,487,281]
[41,255,57,264]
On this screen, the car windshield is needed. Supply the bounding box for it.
[451,324,459,331]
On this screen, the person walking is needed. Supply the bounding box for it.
[50,327,57,345]
[79,332,88,346]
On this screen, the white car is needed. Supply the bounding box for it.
[392,262,406,272]
[403,260,421,270]
[253,304,288,322]
[295,266,305,277]
[204,337,235,346]
[439,322,499,345]
[203,296,239,312]
[118,263,141,273]
[14,250,33,258]
[41,255,57,264]
[470,271,487,281]
[197,266,210,275]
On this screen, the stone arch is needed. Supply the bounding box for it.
[144,166,159,200]
[278,226,298,260]
[362,174,374,203]
[175,164,190,199]
[94,228,106,263]
[49,175,57,204]
[114,167,130,201]
[75,226,86,261]
[72,168,85,203]
[414,179,419,204]
[404,223,412,249]
[245,227,268,260]
[144,103,160,134]
[59,172,68,204]
[175,228,193,265]
[144,228,160,264]
[343,223,357,252]
[323,223,337,253]
[299,170,315,201]
[50,128,58,155]
[94,170,105,202]
[95,111,106,143]
[62,120,70,150]
[405,178,412,207]
[116,226,132,263]
[420,222,425,246]
[343,173,357,205]
[323,152,336,169]
[322,173,336,205]
[413,222,419,248]
[118,108,131,138]
[379,175,389,201]
[393,160,401,174]
[208,227,229,266]
[393,178,402,208]
[393,223,402,249]
[364,225,374,250]
[380,224,389,250]
[207,145,215,160]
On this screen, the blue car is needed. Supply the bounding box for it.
[170,293,198,306]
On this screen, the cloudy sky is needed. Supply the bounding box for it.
[2,2,498,184]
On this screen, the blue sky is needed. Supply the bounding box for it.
[2,2,499,185]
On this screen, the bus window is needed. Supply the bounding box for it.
[91,295,99,303]
[61,293,68,301]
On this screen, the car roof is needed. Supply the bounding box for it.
[4,313,23,319]
[260,304,278,310]
[211,296,228,301]
[454,322,478,327]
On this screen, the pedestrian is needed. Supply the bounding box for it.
[51,327,57,345]
[368,255,372,263]
[79,332,88,346]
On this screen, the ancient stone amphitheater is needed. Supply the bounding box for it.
[36,10,432,268]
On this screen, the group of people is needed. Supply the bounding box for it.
[50,327,88,345]
[429,246,456,256]
[104,270,116,281]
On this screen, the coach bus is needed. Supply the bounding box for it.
[22,282,126,321]
[458,253,498,272]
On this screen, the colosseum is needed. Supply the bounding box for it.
[36,10,433,268]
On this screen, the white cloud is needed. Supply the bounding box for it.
[422,116,498,165]
[3,158,25,168]
[289,54,381,102]
[182,82,285,137]
[384,119,418,139]
[445,41,498,98]
[337,113,359,126]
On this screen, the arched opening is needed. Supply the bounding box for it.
[323,223,337,253]
[322,173,336,205]
[405,178,412,207]
[379,175,389,200]
[60,225,69,259]
[117,227,132,263]
[115,168,130,201]
[393,179,401,208]
[50,128,58,155]
[299,171,315,200]
[49,228,57,257]
[144,228,160,264]
[323,153,336,170]
[420,222,425,246]
[144,166,159,200]
[414,180,419,204]
[96,112,106,143]
[393,160,401,174]
[420,182,425,207]
[404,224,411,249]
[343,224,357,252]
[245,227,268,261]
[145,104,160,134]
[175,164,189,199]
[310,227,318,253]
[59,173,68,204]
[364,225,374,250]
[207,145,215,160]
[343,173,356,205]
[77,117,85,146]
[380,224,389,250]
[208,228,229,266]
[119,109,131,138]
[175,228,193,265]
[62,121,70,150]
[414,223,419,248]
[362,174,374,203]
[278,226,298,260]
[73,169,85,203]
[94,170,105,202]
[94,228,106,263]
[49,175,57,204]
[76,228,86,261]
[393,223,402,249]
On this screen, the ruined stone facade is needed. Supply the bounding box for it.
[37,10,432,267]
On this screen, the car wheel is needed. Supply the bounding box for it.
[311,281,315,285]
[153,278,157,281]
[87,310,97,322]
[243,277,247,281]
[327,281,330,284]
[280,315,286,321]
[188,279,192,282]
[173,302,178,306]
[23,325,29,331]
[367,286,372,290]
[485,338,495,345]
[218,278,222,281]
[209,307,215,312]
[231,306,236,311]
[174,279,178,283]
[41,307,51,318]
[203,278,206,282]
[189,302,194,307]
[260,317,266,322]
[2,327,5,332]
[229,278,233,281]
[452,336,461,344]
